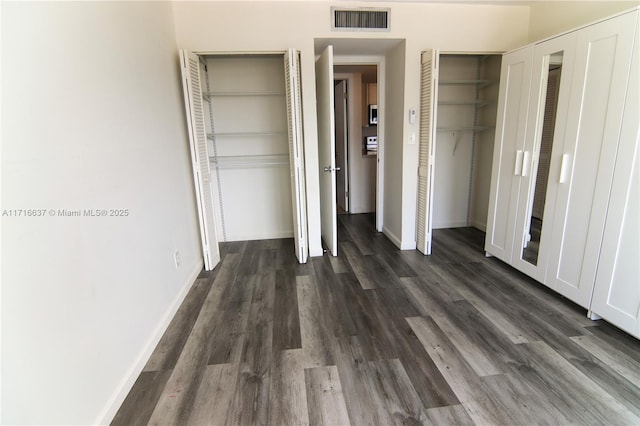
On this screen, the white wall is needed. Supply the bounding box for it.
[384,41,408,246]
[471,55,502,231]
[433,56,477,229]
[171,0,531,251]
[1,2,202,424]
[528,1,639,41]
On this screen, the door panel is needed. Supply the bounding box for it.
[591,15,639,337]
[484,46,534,263]
[284,48,308,263]
[546,13,637,307]
[416,49,438,255]
[510,34,576,282]
[179,50,220,271]
[316,46,338,256]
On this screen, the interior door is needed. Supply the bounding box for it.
[335,80,349,212]
[484,45,534,263]
[591,16,639,337]
[510,34,576,282]
[284,48,309,263]
[316,46,338,256]
[416,49,438,255]
[179,50,220,271]
[545,12,637,308]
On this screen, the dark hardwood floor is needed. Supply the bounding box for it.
[112,214,640,425]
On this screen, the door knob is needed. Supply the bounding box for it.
[323,166,342,172]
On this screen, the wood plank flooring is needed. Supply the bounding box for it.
[112,214,640,426]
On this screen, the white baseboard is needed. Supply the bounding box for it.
[469,220,487,232]
[400,239,417,250]
[382,227,417,251]
[433,221,469,229]
[382,226,401,249]
[225,231,294,241]
[96,259,203,425]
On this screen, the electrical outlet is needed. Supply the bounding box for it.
[174,250,181,268]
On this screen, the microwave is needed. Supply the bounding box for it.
[368,104,378,125]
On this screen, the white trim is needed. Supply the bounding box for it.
[225,231,294,241]
[470,220,487,232]
[401,240,418,250]
[382,225,402,249]
[193,50,287,56]
[382,226,416,250]
[433,221,470,229]
[96,259,203,425]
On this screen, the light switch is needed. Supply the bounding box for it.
[409,108,417,124]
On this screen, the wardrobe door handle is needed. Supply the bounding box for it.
[559,154,570,183]
[514,150,524,176]
[522,151,531,177]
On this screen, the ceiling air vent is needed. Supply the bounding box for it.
[332,7,390,31]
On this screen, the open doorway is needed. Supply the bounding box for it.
[315,39,398,255]
[334,79,349,214]
[334,65,378,219]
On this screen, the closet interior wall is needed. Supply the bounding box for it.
[202,55,294,241]
[432,54,501,231]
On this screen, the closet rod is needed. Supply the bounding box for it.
[203,91,284,98]
[436,126,494,132]
[209,154,289,169]
[207,132,287,138]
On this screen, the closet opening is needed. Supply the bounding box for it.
[203,54,293,242]
[419,53,502,254]
[334,65,378,218]
[180,51,308,265]
[315,38,392,256]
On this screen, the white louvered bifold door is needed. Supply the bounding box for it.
[284,49,308,263]
[416,49,439,255]
[179,50,220,271]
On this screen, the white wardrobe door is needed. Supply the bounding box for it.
[546,12,637,308]
[180,50,220,271]
[484,46,534,262]
[509,33,576,282]
[591,13,639,338]
[284,48,308,264]
[416,49,438,255]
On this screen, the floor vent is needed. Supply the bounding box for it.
[332,7,390,31]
